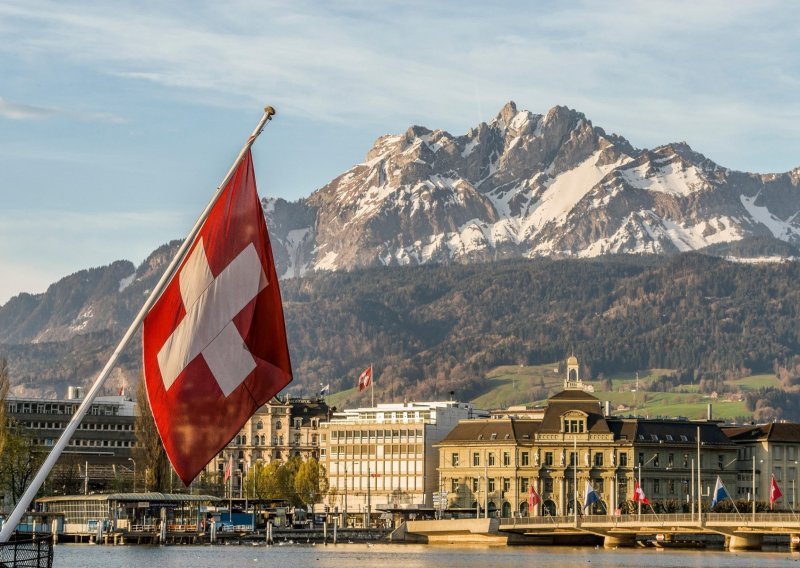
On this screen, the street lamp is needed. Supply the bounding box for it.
[128,458,136,493]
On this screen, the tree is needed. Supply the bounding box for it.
[134,379,170,491]
[0,422,43,507]
[294,457,328,506]
[0,358,8,457]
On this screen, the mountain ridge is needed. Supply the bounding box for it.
[263,101,800,280]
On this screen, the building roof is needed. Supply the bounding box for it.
[36,492,220,503]
[438,418,541,444]
[608,419,733,445]
[539,389,608,434]
[723,422,800,443]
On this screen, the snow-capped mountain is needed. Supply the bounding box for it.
[265,102,800,277]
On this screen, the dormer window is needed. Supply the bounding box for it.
[561,411,587,434]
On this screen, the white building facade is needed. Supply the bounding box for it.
[320,401,485,519]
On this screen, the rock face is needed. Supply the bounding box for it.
[264,102,800,277]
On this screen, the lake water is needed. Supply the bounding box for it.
[51,543,800,568]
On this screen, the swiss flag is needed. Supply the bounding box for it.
[770,474,783,509]
[143,149,292,485]
[528,484,541,511]
[358,366,372,392]
[633,481,650,505]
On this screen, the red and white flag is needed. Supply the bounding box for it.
[770,474,783,509]
[633,481,650,505]
[358,366,372,392]
[224,455,233,484]
[142,149,292,485]
[528,484,541,511]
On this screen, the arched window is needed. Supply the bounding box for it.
[241,435,247,445]
[275,421,282,430]
[256,421,264,430]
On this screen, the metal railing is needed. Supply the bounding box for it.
[0,534,53,568]
[499,512,800,527]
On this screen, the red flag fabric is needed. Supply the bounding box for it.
[142,149,292,485]
[358,366,372,392]
[770,474,783,509]
[224,455,233,484]
[528,484,541,511]
[633,481,650,505]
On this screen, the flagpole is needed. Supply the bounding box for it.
[0,106,277,543]
[370,363,374,407]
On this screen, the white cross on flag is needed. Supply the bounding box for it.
[143,149,292,484]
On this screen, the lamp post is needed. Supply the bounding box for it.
[128,458,136,493]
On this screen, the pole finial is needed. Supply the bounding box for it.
[264,106,276,117]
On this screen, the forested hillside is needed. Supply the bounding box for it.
[279,253,800,401]
[2,254,799,406]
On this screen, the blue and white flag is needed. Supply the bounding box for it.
[711,475,728,508]
[319,383,330,395]
[583,480,600,510]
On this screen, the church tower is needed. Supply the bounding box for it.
[564,355,583,390]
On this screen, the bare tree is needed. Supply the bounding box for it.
[134,379,170,492]
[0,358,8,457]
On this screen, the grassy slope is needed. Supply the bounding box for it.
[320,367,779,421]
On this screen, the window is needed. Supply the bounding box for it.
[653,455,659,468]
[256,421,263,430]
[775,446,784,460]
[451,453,460,467]
[668,453,674,468]
[488,478,495,492]
[653,479,660,494]
[520,478,529,493]
[789,447,797,461]
[544,478,553,493]
[502,478,510,493]
[451,479,458,492]
[594,452,603,467]
[503,452,511,466]
[619,453,628,467]
[683,453,689,468]
[545,452,554,466]
[473,452,480,466]
[472,478,479,492]
[569,451,577,467]
[521,452,529,466]
[776,466,783,482]
[638,452,644,466]
[488,453,496,466]
[718,454,724,470]
[668,479,675,494]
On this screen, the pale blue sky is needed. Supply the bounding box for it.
[1,0,798,305]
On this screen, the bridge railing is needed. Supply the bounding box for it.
[500,512,800,527]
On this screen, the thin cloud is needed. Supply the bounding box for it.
[0,97,58,120]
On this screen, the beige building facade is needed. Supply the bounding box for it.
[205,397,329,493]
[437,358,738,517]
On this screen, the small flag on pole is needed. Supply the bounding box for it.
[770,474,783,510]
[583,480,600,510]
[633,481,649,505]
[358,366,373,392]
[528,484,541,512]
[319,383,330,396]
[224,455,233,484]
[711,475,729,508]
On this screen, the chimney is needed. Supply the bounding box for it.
[604,400,611,417]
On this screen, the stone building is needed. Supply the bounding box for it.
[205,397,330,494]
[436,357,738,517]
[723,422,800,509]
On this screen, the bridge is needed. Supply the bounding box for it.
[397,513,800,550]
